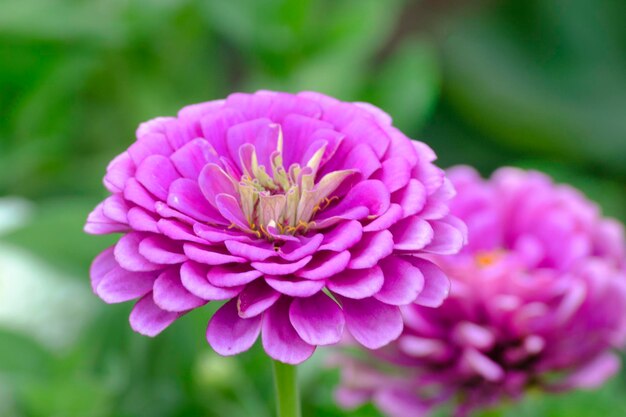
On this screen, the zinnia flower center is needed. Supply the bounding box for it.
[224,124,353,239]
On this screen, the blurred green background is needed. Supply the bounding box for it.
[0,0,625,416]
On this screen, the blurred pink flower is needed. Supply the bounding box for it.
[336,167,626,415]
[85,91,464,364]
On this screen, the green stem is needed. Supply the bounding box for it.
[272,360,301,417]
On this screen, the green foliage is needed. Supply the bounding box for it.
[0,0,624,416]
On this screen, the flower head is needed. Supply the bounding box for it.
[85,91,464,364]
[336,167,626,415]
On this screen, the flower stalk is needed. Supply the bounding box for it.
[272,360,301,417]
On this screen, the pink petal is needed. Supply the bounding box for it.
[278,234,324,261]
[102,194,129,224]
[262,298,316,364]
[207,264,263,287]
[237,280,281,318]
[251,256,313,275]
[214,194,249,231]
[157,219,206,244]
[225,239,277,261]
[347,230,394,269]
[127,207,159,233]
[363,203,403,232]
[207,299,262,356]
[124,178,157,212]
[180,261,243,300]
[90,247,117,291]
[373,157,411,193]
[135,155,180,201]
[104,152,134,193]
[138,235,187,264]
[422,220,465,255]
[184,243,246,265]
[96,264,157,303]
[392,179,426,217]
[198,163,238,207]
[375,256,425,305]
[129,293,181,337]
[390,216,434,251]
[153,268,206,312]
[295,251,351,280]
[265,276,325,297]
[168,178,225,224]
[327,266,384,299]
[114,232,162,272]
[407,257,450,308]
[170,138,219,179]
[290,291,345,345]
[342,297,403,349]
[319,220,363,252]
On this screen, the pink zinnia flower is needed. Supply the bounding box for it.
[85,91,465,364]
[336,167,626,416]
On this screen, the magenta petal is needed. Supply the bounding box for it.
[207,264,263,287]
[157,219,206,244]
[278,234,324,261]
[102,194,129,224]
[194,223,254,243]
[139,235,187,264]
[392,179,426,217]
[129,293,181,337]
[96,265,157,303]
[115,232,162,271]
[214,194,249,231]
[184,243,246,265]
[124,178,158,212]
[265,276,325,297]
[348,230,394,269]
[200,108,245,157]
[262,298,316,364]
[343,144,381,178]
[198,163,238,207]
[207,299,262,356]
[104,152,134,192]
[251,256,312,275]
[375,256,425,305]
[85,203,128,234]
[422,220,465,255]
[180,261,243,300]
[168,178,224,224]
[90,247,117,291]
[363,203,403,232]
[319,220,363,252]
[170,138,219,179]
[237,280,281,318]
[128,207,159,233]
[153,268,206,312]
[318,180,390,220]
[327,266,384,299]
[225,239,277,261]
[391,217,434,251]
[295,251,351,280]
[290,292,345,345]
[342,296,403,349]
[341,117,390,158]
[135,155,180,201]
[373,157,411,193]
[407,258,450,308]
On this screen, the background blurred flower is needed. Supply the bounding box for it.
[85,90,465,364]
[336,167,626,417]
